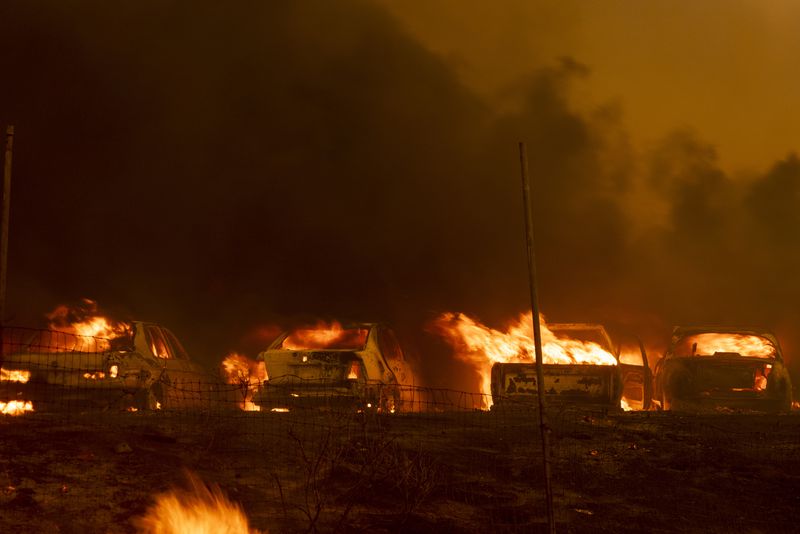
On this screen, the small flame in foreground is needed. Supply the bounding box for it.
[221,353,267,411]
[432,312,617,406]
[134,471,263,534]
[0,368,30,383]
[0,400,34,416]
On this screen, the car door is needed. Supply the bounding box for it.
[144,325,196,408]
[377,326,410,385]
[617,335,652,411]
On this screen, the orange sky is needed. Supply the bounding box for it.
[375,0,800,174]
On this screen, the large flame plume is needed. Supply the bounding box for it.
[221,353,267,411]
[134,471,263,534]
[432,312,617,402]
[46,299,129,351]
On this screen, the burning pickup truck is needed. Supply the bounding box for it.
[434,313,651,411]
[653,326,793,413]
[0,322,220,413]
[253,322,412,413]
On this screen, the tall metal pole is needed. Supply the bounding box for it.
[1,125,14,328]
[519,141,556,533]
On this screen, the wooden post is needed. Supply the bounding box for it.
[1,125,13,328]
[519,141,556,533]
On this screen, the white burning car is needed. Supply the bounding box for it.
[0,322,221,412]
[254,322,412,413]
[653,326,792,412]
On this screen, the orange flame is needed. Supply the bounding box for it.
[680,333,776,358]
[46,299,129,342]
[134,472,263,534]
[432,312,617,402]
[281,321,368,350]
[0,368,30,383]
[0,400,34,416]
[221,353,267,411]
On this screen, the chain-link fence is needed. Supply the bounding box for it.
[1,328,798,532]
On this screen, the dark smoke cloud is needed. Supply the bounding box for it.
[0,1,797,392]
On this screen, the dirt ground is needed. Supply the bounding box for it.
[1,409,799,533]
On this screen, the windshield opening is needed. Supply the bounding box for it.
[674,333,776,359]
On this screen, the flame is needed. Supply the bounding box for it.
[134,472,263,534]
[0,400,34,415]
[221,353,267,411]
[46,299,129,342]
[620,398,633,411]
[0,368,30,383]
[281,321,368,350]
[83,371,106,380]
[793,401,800,410]
[681,333,776,358]
[432,312,617,403]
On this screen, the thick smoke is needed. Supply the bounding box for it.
[0,1,797,391]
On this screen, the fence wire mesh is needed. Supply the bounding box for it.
[1,327,798,533]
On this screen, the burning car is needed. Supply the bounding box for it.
[254,322,412,412]
[653,326,792,412]
[434,313,651,411]
[489,323,651,411]
[0,322,222,412]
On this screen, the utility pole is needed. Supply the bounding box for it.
[519,141,556,533]
[1,125,14,329]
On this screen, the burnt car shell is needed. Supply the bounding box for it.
[654,326,792,413]
[0,322,221,412]
[255,323,411,412]
[490,323,651,411]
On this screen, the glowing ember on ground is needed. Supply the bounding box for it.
[0,400,34,415]
[281,321,368,350]
[678,333,776,358]
[221,353,267,411]
[134,471,262,534]
[0,368,30,383]
[432,312,617,402]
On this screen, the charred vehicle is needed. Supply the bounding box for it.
[0,322,221,412]
[490,323,651,411]
[654,326,792,412]
[254,323,412,412]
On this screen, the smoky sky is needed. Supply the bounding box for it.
[1,1,798,391]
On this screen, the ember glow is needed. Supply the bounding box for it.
[280,321,368,350]
[134,472,261,534]
[0,368,30,383]
[221,353,267,411]
[679,333,776,358]
[0,400,34,416]
[433,312,617,402]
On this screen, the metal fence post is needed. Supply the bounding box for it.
[519,141,556,533]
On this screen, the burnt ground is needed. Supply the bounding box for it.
[1,409,799,533]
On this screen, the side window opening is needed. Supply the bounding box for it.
[146,327,172,359]
[378,328,405,365]
[162,328,189,360]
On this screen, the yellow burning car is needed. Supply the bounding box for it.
[0,322,221,412]
[253,322,412,413]
[653,326,793,413]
